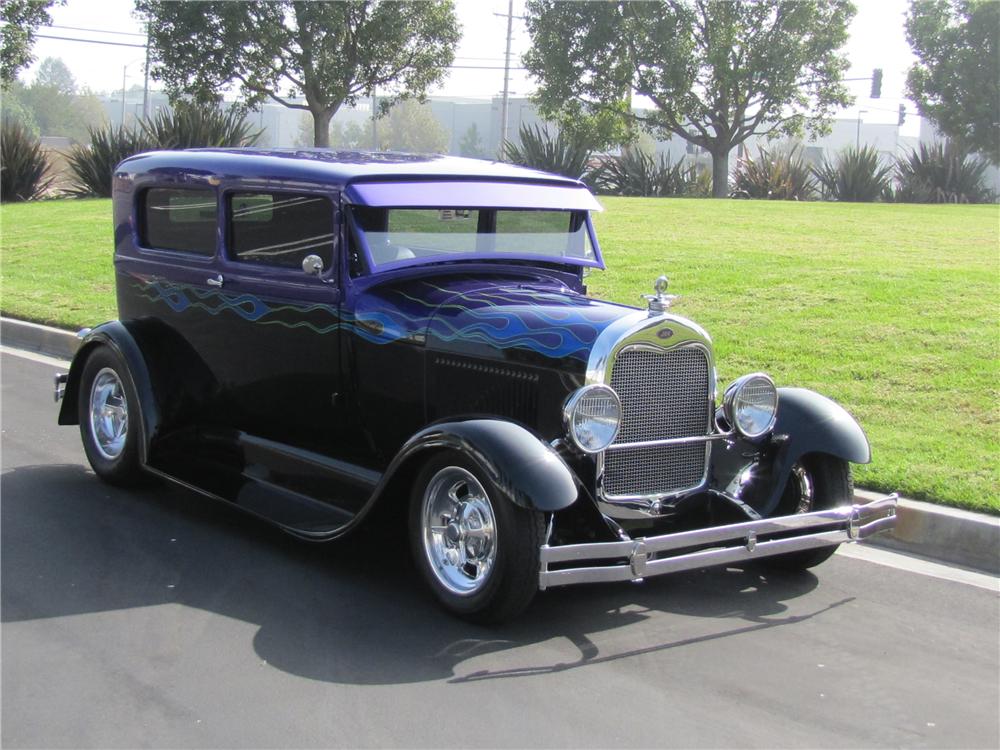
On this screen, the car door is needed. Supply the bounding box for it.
[208,186,343,457]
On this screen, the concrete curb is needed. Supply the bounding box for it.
[1,317,81,360]
[2,316,998,576]
[859,490,999,575]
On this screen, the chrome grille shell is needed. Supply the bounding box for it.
[603,344,712,497]
[584,311,718,518]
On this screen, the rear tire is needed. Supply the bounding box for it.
[764,454,854,570]
[77,346,145,487]
[409,451,545,623]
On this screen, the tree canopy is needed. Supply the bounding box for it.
[137,0,460,147]
[3,57,106,142]
[523,0,855,196]
[0,0,61,87]
[905,0,999,164]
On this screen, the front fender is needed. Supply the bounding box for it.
[759,387,871,513]
[57,320,160,463]
[381,419,579,513]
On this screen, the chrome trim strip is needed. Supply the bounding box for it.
[606,431,734,451]
[538,494,898,590]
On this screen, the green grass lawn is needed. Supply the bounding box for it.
[2,197,998,513]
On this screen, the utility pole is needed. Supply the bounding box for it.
[371,86,377,151]
[855,110,867,148]
[142,36,150,119]
[497,0,514,156]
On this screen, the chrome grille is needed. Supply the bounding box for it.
[602,346,710,497]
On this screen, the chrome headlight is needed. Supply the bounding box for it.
[723,373,778,439]
[563,384,621,454]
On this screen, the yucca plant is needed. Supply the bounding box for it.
[894,141,993,203]
[0,119,55,202]
[590,149,697,197]
[813,145,894,202]
[138,102,262,149]
[66,125,152,198]
[500,124,592,179]
[733,144,816,200]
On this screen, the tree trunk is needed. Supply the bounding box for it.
[710,147,731,198]
[312,108,333,148]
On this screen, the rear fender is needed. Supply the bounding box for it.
[58,321,160,464]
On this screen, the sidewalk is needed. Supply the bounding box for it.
[3,315,997,575]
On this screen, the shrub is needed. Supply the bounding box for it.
[500,124,592,179]
[732,144,815,200]
[139,102,262,149]
[590,149,698,197]
[66,125,152,198]
[894,141,993,203]
[813,145,893,202]
[0,119,55,202]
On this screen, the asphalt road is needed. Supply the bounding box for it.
[2,349,998,749]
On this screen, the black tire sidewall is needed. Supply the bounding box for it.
[408,451,543,622]
[77,346,144,485]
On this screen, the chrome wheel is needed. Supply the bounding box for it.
[790,462,815,514]
[88,367,128,460]
[421,466,498,596]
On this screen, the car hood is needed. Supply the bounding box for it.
[350,272,638,368]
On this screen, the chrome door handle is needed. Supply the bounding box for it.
[206,274,224,287]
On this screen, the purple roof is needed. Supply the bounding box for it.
[116,148,595,196]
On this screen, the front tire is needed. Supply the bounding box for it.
[409,451,545,623]
[765,454,854,570]
[77,346,145,486]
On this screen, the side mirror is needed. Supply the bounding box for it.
[302,254,324,276]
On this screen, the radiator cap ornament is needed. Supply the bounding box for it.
[641,275,678,315]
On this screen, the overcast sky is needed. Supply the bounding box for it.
[24,0,919,133]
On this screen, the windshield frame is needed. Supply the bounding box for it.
[346,205,605,275]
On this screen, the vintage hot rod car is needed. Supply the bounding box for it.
[56,149,896,621]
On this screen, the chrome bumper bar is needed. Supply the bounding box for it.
[54,372,68,402]
[539,494,898,590]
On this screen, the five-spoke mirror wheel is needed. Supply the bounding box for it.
[77,346,145,486]
[409,452,545,623]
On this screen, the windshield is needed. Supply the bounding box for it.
[349,207,601,270]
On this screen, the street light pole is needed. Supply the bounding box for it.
[121,65,127,127]
[855,110,867,149]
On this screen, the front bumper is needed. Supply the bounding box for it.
[539,493,898,590]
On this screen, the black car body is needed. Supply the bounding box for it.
[57,149,896,621]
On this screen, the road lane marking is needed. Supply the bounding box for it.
[837,543,999,592]
[1,346,71,368]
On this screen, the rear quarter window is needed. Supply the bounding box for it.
[141,188,218,255]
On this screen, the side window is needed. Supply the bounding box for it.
[141,188,217,255]
[229,192,334,270]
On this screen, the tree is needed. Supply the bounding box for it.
[137,1,460,148]
[523,1,855,197]
[377,99,450,153]
[905,0,999,164]
[296,114,370,149]
[458,122,486,158]
[0,0,61,87]
[19,57,106,142]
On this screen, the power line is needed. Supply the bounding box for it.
[33,33,526,69]
[34,33,146,48]
[44,24,146,38]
